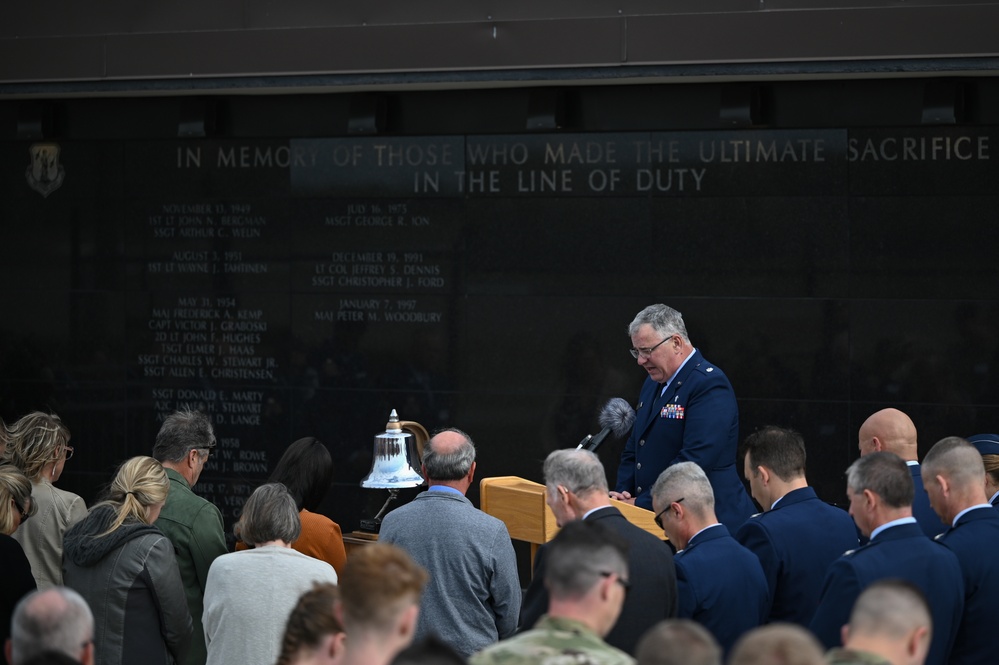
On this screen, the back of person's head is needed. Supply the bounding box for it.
[967,433,999,488]
[544,519,628,601]
[100,456,169,535]
[922,436,984,489]
[19,652,82,665]
[276,583,344,665]
[846,451,914,509]
[651,461,715,519]
[339,543,428,635]
[8,587,93,665]
[741,426,807,482]
[390,635,466,665]
[3,412,70,481]
[628,304,689,343]
[0,464,36,535]
[233,482,301,546]
[635,619,722,665]
[543,449,609,497]
[421,429,475,481]
[151,408,215,463]
[268,437,333,512]
[847,579,932,643]
[727,624,825,665]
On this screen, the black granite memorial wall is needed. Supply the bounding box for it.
[2,84,999,536]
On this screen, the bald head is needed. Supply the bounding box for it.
[421,428,475,485]
[8,587,94,665]
[859,409,918,460]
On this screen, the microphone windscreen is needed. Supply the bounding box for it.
[598,397,636,438]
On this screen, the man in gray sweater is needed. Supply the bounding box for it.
[379,428,521,658]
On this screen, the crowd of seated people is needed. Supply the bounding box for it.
[4,406,999,665]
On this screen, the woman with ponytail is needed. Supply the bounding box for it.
[63,456,192,665]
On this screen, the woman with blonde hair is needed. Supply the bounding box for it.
[63,456,192,665]
[1,464,39,658]
[3,411,87,589]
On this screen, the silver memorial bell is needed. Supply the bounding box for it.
[359,409,430,532]
[360,409,430,488]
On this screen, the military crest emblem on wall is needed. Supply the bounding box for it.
[26,143,65,198]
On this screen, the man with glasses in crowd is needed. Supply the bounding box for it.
[651,462,768,655]
[610,304,755,531]
[152,408,227,665]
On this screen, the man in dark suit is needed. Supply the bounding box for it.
[735,426,858,626]
[610,304,755,532]
[651,461,768,655]
[809,452,963,665]
[921,436,999,665]
[520,448,677,655]
[858,408,947,537]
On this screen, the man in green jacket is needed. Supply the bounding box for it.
[153,409,227,665]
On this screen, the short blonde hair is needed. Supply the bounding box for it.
[97,456,169,536]
[3,412,71,481]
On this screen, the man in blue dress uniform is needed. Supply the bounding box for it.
[809,452,963,665]
[735,426,858,626]
[651,461,769,655]
[611,304,755,532]
[922,436,999,665]
[858,408,947,538]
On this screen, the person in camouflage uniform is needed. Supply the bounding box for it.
[824,580,931,665]
[470,521,633,665]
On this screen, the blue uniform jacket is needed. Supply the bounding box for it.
[910,463,948,538]
[614,349,755,531]
[735,487,859,626]
[674,524,769,654]
[935,506,999,665]
[809,522,964,665]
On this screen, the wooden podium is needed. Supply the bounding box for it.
[480,476,665,569]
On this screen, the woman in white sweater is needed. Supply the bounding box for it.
[204,483,337,665]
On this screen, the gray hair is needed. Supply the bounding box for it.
[846,452,913,509]
[545,520,628,600]
[421,428,475,481]
[152,408,216,463]
[543,449,608,496]
[628,304,690,344]
[651,462,715,518]
[10,587,94,665]
[848,579,932,641]
[636,619,722,665]
[922,436,985,490]
[234,482,301,546]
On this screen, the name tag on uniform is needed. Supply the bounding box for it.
[661,404,685,420]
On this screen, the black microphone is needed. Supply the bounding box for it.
[576,398,637,452]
